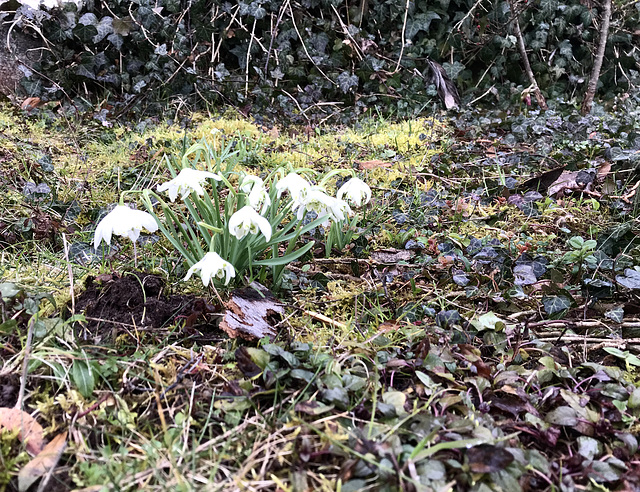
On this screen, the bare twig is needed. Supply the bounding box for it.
[392,0,411,73]
[15,317,36,410]
[288,3,337,87]
[264,0,290,74]
[245,18,257,98]
[581,0,612,114]
[62,233,75,315]
[509,0,547,109]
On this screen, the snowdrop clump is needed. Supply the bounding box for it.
[94,138,372,288]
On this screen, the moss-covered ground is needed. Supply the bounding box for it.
[1,103,639,492]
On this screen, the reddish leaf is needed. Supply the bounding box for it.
[0,407,44,455]
[18,431,67,491]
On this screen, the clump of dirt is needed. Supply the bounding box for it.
[0,374,19,407]
[74,272,205,340]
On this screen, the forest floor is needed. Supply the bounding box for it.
[1,102,640,491]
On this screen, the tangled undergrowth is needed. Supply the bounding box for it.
[1,102,640,491]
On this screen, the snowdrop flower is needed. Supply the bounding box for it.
[240,175,264,194]
[184,252,236,286]
[228,206,272,242]
[156,168,222,202]
[295,188,352,226]
[241,175,271,214]
[93,205,159,249]
[275,173,311,202]
[337,177,371,207]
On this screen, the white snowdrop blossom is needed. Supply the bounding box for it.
[295,188,352,226]
[275,173,311,202]
[337,177,371,207]
[93,205,159,249]
[240,175,264,194]
[184,252,236,286]
[156,168,222,202]
[241,175,271,214]
[228,206,273,242]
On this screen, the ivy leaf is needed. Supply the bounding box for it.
[107,33,123,50]
[443,61,466,80]
[93,16,114,43]
[321,387,349,409]
[406,12,440,39]
[513,263,537,286]
[542,295,571,317]
[337,71,359,93]
[471,312,505,331]
[112,17,133,36]
[604,306,624,323]
[73,23,99,43]
[78,13,98,26]
[616,268,640,289]
[435,310,463,328]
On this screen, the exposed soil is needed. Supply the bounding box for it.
[0,374,19,407]
[74,272,206,340]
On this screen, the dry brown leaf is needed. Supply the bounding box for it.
[21,97,41,111]
[377,320,401,333]
[357,159,391,170]
[18,431,67,492]
[0,407,44,455]
[597,161,612,179]
[370,249,414,264]
[219,282,284,340]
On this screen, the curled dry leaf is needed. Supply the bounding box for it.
[219,282,284,340]
[0,407,44,455]
[18,431,68,492]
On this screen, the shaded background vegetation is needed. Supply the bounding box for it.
[3,0,640,121]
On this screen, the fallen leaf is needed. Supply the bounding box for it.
[357,159,391,170]
[547,170,595,196]
[219,282,284,340]
[516,166,566,193]
[0,407,45,455]
[597,161,612,178]
[467,445,514,473]
[378,320,401,333]
[18,431,67,492]
[370,249,415,264]
[21,97,41,111]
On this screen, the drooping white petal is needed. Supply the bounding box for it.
[184,252,235,286]
[228,206,272,242]
[157,168,222,202]
[247,186,271,214]
[93,205,159,249]
[294,188,352,226]
[240,175,264,194]
[275,173,311,201]
[336,178,371,207]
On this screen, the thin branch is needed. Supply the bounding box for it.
[509,0,547,109]
[581,0,612,114]
[288,3,337,87]
[392,0,411,73]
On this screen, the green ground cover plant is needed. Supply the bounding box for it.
[1,100,640,491]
